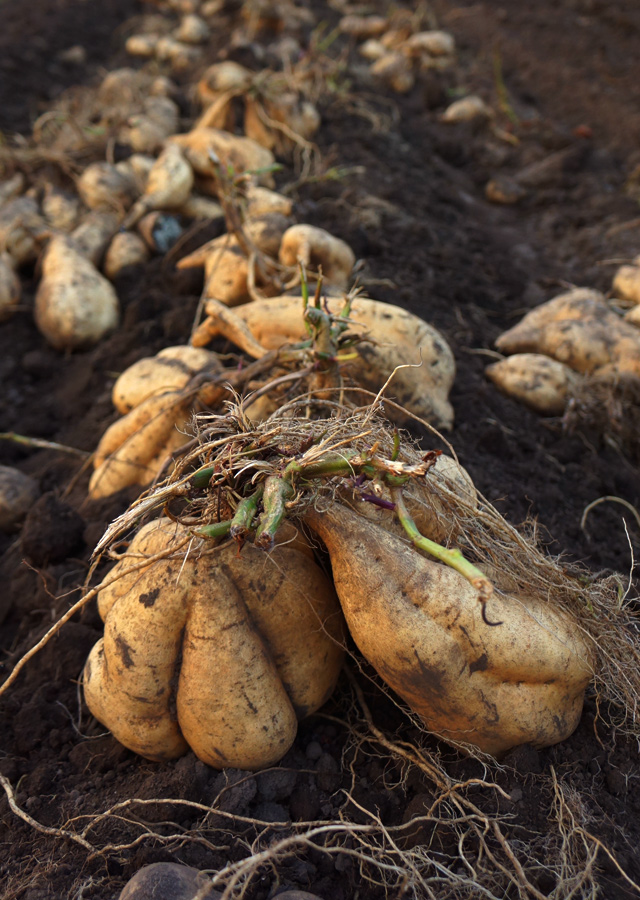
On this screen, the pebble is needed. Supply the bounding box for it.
[305,741,323,761]
[118,863,220,900]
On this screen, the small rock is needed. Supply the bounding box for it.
[0,466,39,532]
[305,741,323,761]
[57,45,87,65]
[119,863,221,900]
[485,176,527,205]
[315,753,340,793]
[257,768,298,802]
[253,801,288,822]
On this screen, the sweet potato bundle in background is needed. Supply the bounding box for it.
[487,287,640,417]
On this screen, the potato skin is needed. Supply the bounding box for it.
[210,294,456,429]
[495,289,640,377]
[304,503,594,756]
[35,236,120,351]
[84,519,345,769]
[85,520,192,760]
[486,353,579,416]
[89,390,190,498]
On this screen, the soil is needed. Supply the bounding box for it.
[1,1,640,898]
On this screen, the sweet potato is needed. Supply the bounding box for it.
[486,353,580,416]
[278,225,355,289]
[612,259,640,305]
[84,518,345,767]
[123,145,194,228]
[0,197,46,266]
[370,52,415,93]
[193,293,456,429]
[120,97,180,154]
[0,252,20,323]
[168,128,276,186]
[77,162,137,213]
[495,288,640,377]
[112,345,222,414]
[70,211,120,265]
[304,503,594,756]
[41,185,82,232]
[89,390,191,498]
[35,236,120,351]
[174,13,210,43]
[104,232,150,280]
[442,95,491,124]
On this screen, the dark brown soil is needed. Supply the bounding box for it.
[1,1,640,898]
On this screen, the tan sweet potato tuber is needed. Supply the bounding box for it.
[123,145,194,228]
[120,97,180,154]
[278,225,355,289]
[89,390,191,498]
[612,258,640,305]
[77,162,137,213]
[486,353,580,416]
[84,518,345,767]
[370,52,415,94]
[442,95,492,124]
[70,211,120,266]
[103,232,150,281]
[495,288,640,377]
[0,252,21,323]
[0,197,46,266]
[168,128,276,186]
[304,503,594,756]
[112,345,222,414]
[35,236,120,351]
[193,293,456,429]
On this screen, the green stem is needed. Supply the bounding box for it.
[284,450,360,481]
[0,432,89,458]
[195,520,232,540]
[391,489,494,606]
[230,485,263,540]
[254,476,294,550]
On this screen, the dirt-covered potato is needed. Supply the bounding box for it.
[0,252,21,323]
[495,288,640,377]
[305,503,594,756]
[70,210,120,265]
[84,518,345,768]
[123,145,194,228]
[103,232,150,280]
[278,225,355,289]
[193,293,456,429]
[34,236,120,350]
[77,162,137,213]
[0,465,39,532]
[442,95,492,124]
[168,128,276,186]
[612,259,640,305]
[0,196,46,266]
[486,353,580,415]
[370,52,415,94]
[120,97,180,154]
[112,345,222,414]
[119,863,221,900]
[89,390,192,498]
